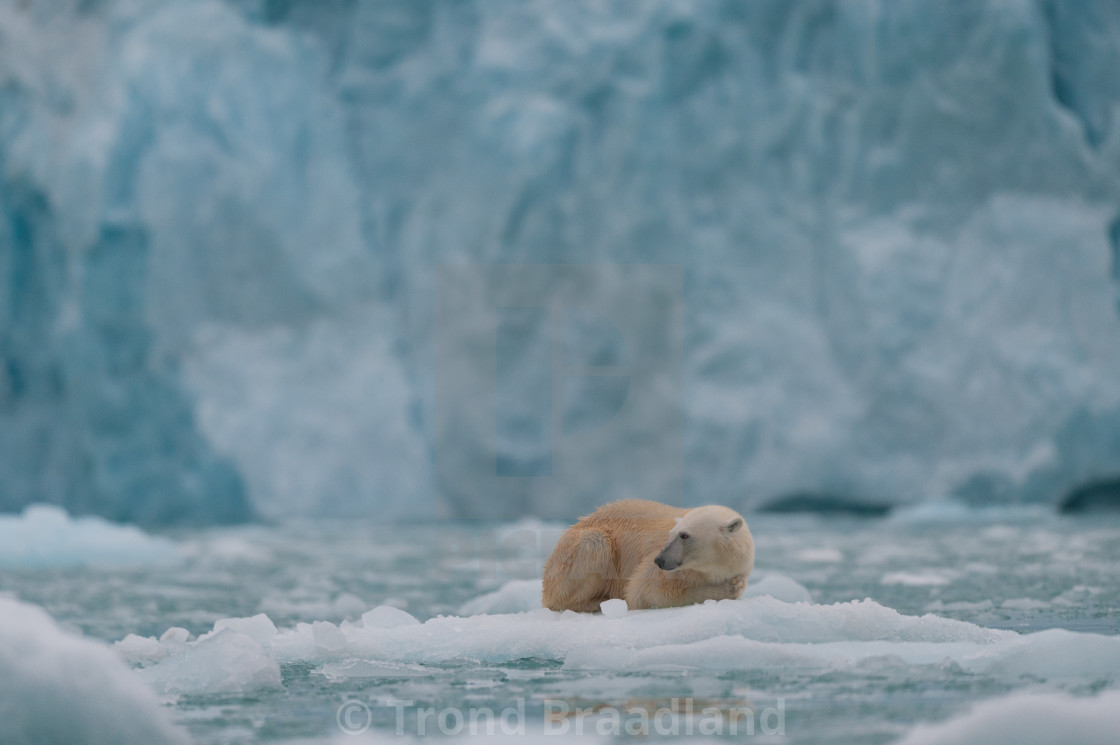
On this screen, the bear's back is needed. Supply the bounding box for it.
[578,499,687,526]
[575,499,686,582]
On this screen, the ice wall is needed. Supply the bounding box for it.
[1,0,1119,523]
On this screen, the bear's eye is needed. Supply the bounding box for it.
[679,532,690,540]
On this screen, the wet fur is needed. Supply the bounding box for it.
[542,499,754,612]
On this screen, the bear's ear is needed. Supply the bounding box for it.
[724,517,743,533]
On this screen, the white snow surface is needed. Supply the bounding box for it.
[0,597,187,745]
[0,504,179,568]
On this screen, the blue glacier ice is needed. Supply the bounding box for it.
[2,0,1120,523]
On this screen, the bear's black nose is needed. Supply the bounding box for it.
[654,556,665,569]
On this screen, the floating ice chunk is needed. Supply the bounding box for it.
[459,580,543,616]
[0,505,179,569]
[362,605,421,628]
[742,573,813,603]
[889,500,1054,524]
[979,628,1120,681]
[138,628,282,694]
[334,593,371,618]
[130,595,1120,692]
[180,533,273,564]
[895,690,1120,745]
[882,571,953,587]
[209,613,278,644]
[924,600,994,613]
[0,597,187,745]
[600,599,628,618]
[115,634,171,666]
[793,548,844,563]
[259,592,369,622]
[160,627,191,644]
[562,635,895,671]
[1000,598,1049,610]
[1052,585,1103,607]
[494,518,567,569]
[564,627,1120,679]
[312,621,348,651]
[262,596,1008,668]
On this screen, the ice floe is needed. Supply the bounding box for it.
[117,593,1028,693]
[0,597,186,745]
[0,504,179,569]
[458,573,811,617]
[894,689,1120,745]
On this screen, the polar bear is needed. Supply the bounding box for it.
[542,499,754,612]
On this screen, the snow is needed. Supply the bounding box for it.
[894,690,1120,745]
[599,598,628,618]
[0,597,187,745]
[0,504,179,568]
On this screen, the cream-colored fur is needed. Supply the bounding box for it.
[542,499,754,612]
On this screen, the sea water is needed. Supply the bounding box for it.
[2,506,1119,744]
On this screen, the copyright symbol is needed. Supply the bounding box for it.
[337,699,372,735]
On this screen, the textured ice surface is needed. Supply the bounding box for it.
[3,1,1120,522]
[120,593,1120,691]
[135,628,282,695]
[0,597,187,745]
[0,504,179,568]
[116,613,284,695]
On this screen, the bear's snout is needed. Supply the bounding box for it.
[655,552,682,571]
[655,537,684,571]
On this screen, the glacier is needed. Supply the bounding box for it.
[2,0,1120,522]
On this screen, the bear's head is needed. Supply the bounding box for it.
[654,505,754,578]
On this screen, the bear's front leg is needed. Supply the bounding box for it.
[672,573,746,605]
[624,560,687,609]
[625,563,747,609]
[720,573,746,599]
